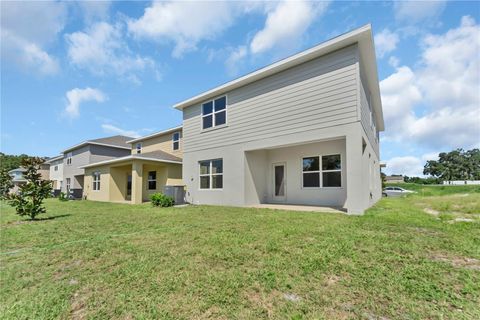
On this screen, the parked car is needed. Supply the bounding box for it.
[382,187,416,197]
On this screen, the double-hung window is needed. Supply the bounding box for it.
[199,159,223,189]
[322,155,341,187]
[54,165,58,171]
[66,178,71,190]
[136,143,142,154]
[172,132,180,150]
[92,172,101,191]
[66,153,72,165]
[302,154,342,188]
[202,96,226,130]
[148,171,156,190]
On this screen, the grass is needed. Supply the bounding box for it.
[1,185,479,319]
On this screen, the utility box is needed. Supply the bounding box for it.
[163,186,185,205]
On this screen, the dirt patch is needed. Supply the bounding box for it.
[409,227,441,236]
[245,289,283,318]
[324,274,341,287]
[424,208,439,216]
[70,288,92,320]
[430,253,480,270]
[453,193,470,197]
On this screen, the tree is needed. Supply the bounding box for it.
[0,153,32,171]
[0,169,13,200]
[423,148,480,181]
[7,158,52,220]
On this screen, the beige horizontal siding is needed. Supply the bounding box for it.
[131,131,183,158]
[183,45,359,153]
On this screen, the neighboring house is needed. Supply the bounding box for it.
[45,155,64,194]
[8,168,27,193]
[385,175,404,184]
[175,24,384,214]
[8,162,50,193]
[81,127,183,204]
[61,135,133,199]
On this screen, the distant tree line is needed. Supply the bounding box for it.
[0,153,35,171]
[423,149,480,181]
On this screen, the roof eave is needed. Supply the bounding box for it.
[126,125,183,144]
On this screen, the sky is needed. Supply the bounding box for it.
[1,0,479,177]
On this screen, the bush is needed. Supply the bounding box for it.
[150,193,174,207]
[7,158,52,220]
[58,192,69,201]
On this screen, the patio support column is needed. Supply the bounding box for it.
[132,161,143,204]
[345,126,366,215]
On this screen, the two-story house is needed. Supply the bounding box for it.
[45,155,64,195]
[8,162,50,193]
[61,135,133,198]
[81,126,183,204]
[175,24,384,214]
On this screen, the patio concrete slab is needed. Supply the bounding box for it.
[251,204,346,214]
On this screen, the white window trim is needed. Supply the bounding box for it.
[147,171,157,190]
[172,132,180,151]
[301,153,343,189]
[92,172,101,191]
[66,153,72,166]
[201,95,228,131]
[136,143,142,154]
[66,178,71,190]
[199,159,223,190]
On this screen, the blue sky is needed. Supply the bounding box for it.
[1,1,479,176]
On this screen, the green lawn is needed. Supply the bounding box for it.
[1,186,479,319]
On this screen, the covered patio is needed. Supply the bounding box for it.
[81,151,183,204]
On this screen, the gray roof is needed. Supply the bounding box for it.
[79,150,182,169]
[135,150,182,162]
[62,135,134,153]
[88,135,134,148]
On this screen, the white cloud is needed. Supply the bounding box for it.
[65,22,156,82]
[225,46,247,76]
[101,124,141,138]
[64,88,107,119]
[76,1,111,23]
[385,156,424,176]
[385,152,442,177]
[388,56,400,67]
[0,1,66,75]
[380,16,480,150]
[128,1,236,58]
[394,0,446,23]
[1,30,59,75]
[374,29,399,58]
[250,0,329,54]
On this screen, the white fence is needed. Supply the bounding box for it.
[443,180,480,185]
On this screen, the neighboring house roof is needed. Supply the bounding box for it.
[173,24,384,131]
[385,176,404,181]
[8,167,27,174]
[126,125,183,144]
[62,135,134,153]
[44,155,64,163]
[79,150,182,169]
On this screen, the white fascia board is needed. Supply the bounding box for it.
[126,125,183,144]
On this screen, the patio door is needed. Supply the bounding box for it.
[273,163,286,202]
[126,174,132,200]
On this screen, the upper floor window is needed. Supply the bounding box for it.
[202,96,226,130]
[54,165,58,171]
[136,143,142,154]
[199,159,223,189]
[66,153,72,165]
[92,172,101,191]
[172,132,180,150]
[302,154,342,188]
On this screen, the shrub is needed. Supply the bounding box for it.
[58,192,69,201]
[150,193,174,207]
[7,158,52,220]
[0,168,13,200]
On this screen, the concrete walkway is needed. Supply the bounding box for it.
[251,204,346,214]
